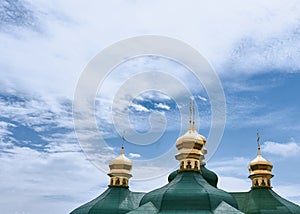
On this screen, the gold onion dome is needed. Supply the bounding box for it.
[249,153,273,168]
[108,144,132,188]
[109,146,132,167]
[175,100,207,171]
[248,131,273,189]
[176,129,206,145]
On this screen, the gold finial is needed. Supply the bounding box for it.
[257,130,261,155]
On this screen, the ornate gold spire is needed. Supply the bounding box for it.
[107,136,132,188]
[175,99,206,172]
[248,131,273,189]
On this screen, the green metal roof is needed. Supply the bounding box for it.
[140,171,239,213]
[231,188,300,214]
[168,170,178,183]
[200,165,218,188]
[214,201,244,214]
[70,187,144,214]
[168,166,218,188]
[127,202,158,214]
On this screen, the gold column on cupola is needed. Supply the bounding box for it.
[107,142,132,188]
[175,99,207,172]
[248,131,274,189]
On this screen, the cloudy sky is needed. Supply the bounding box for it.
[1,0,300,213]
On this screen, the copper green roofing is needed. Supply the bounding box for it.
[168,166,218,188]
[139,171,239,213]
[127,202,158,213]
[231,188,300,214]
[70,187,144,214]
[200,165,218,188]
[167,170,178,183]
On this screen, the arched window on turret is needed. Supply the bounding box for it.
[116,178,120,185]
[267,179,270,186]
[180,161,184,169]
[122,178,126,186]
[255,180,259,186]
[187,161,192,169]
[261,179,266,186]
[194,161,198,169]
[110,178,113,186]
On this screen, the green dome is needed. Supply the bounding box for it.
[231,188,300,214]
[140,171,239,213]
[167,170,178,182]
[70,187,144,214]
[167,166,218,188]
[201,165,218,188]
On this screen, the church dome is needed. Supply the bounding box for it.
[109,151,132,167]
[176,129,206,146]
[200,165,218,188]
[249,154,273,168]
[70,188,144,214]
[70,143,144,214]
[139,171,239,213]
[167,167,218,188]
[108,145,132,188]
[174,102,208,172]
[248,132,273,189]
[232,188,300,214]
[167,170,178,183]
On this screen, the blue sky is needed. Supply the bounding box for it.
[1,0,300,213]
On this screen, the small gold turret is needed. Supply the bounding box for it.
[107,141,132,188]
[248,131,273,189]
[175,99,207,172]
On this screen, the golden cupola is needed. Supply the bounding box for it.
[175,100,207,172]
[248,131,273,189]
[107,144,132,188]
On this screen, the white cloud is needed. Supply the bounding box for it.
[262,141,300,157]
[129,103,150,112]
[0,144,106,214]
[129,153,141,158]
[1,0,299,103]
[207,157,252,191]
[197,95,208,102]
[272,184,300,205]
[155,103,170,110]
[274,184,300,198]
[209,157,250,178]
[0,121,15,137]
[218,176,250,192]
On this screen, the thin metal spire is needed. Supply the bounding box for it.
[189,98,195,131]
[189,99,192,130]
[121,131,125,155]
[192,98,195,130]
[257,130,261,155]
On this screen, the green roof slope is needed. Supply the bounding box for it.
[200,165,218,188]
[140,171,239,213]
[127,202,158,214]
[168,166,218,188]
[70,187,144,214]
[231,188,300,214]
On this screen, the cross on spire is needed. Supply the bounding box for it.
[257,130,261,155]
[121,131,125,155]
[189,98,195,131]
